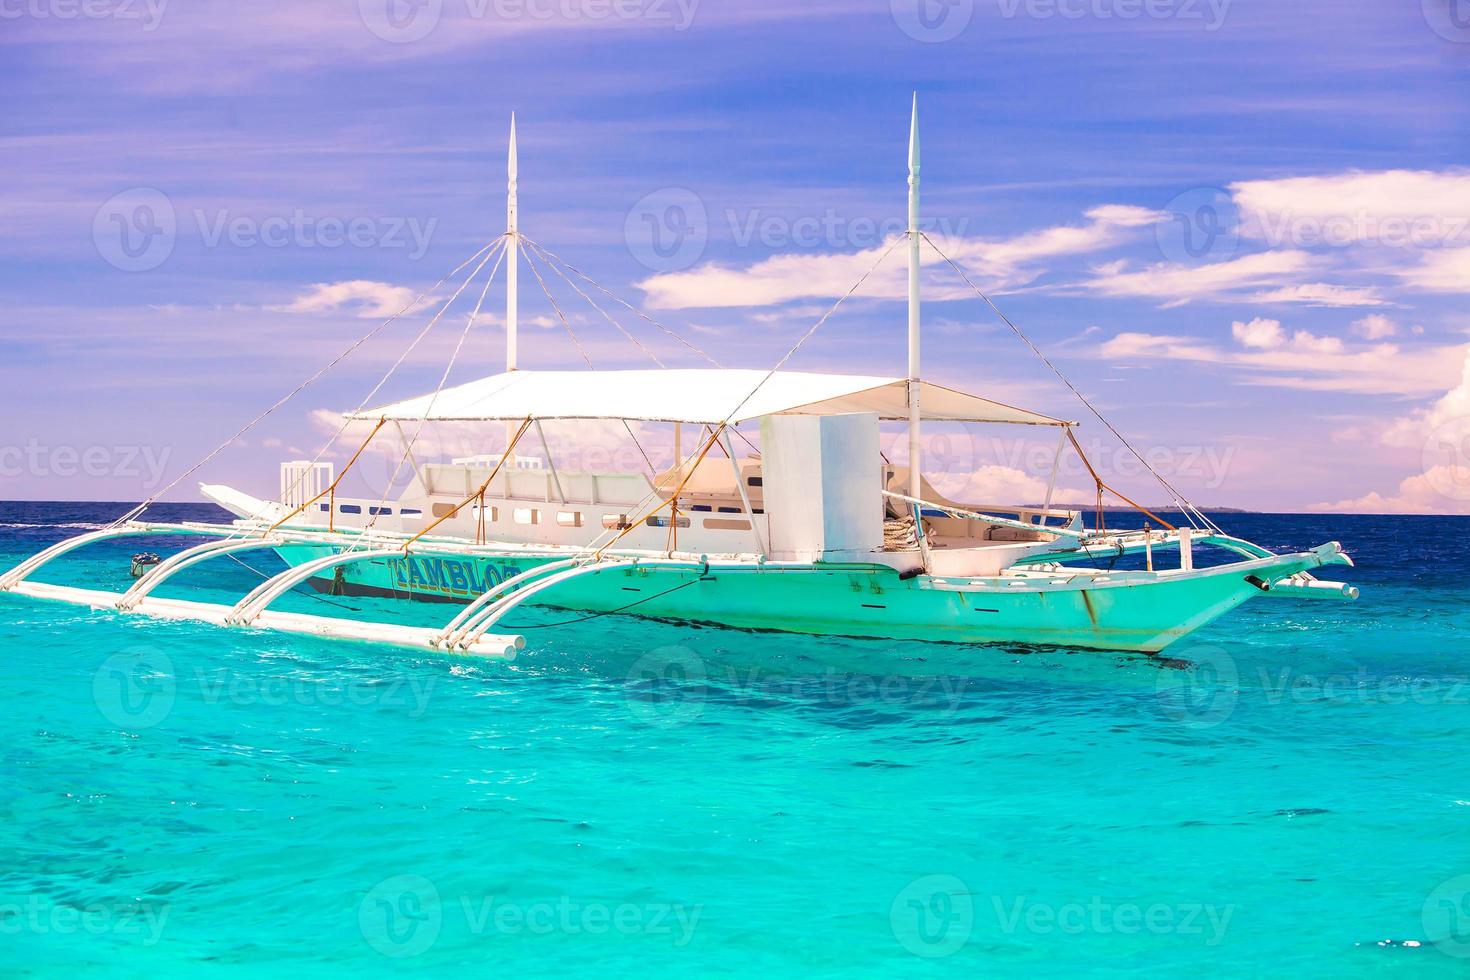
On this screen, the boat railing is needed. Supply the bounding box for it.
[954,503,1080,527]
[422,462,655,508]
[882,491,1085,542]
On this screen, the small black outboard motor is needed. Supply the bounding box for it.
[130,552,162,579]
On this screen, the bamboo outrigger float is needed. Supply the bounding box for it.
[0,101,1357,658]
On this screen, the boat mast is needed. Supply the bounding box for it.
[906,94,922,501]
[506,112,519,372]
[505,114,519,468]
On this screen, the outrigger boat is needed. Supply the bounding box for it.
[0,103,1357,658]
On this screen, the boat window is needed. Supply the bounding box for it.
[705,518,751,531]
[646,516,691,529]
[319,504,330,512]
[747,477,763,487]
[601,515,632,530]
[369,507,392,516]
[556,511,583,528]
[691,504,712,513]
[471,505,498,522]
[718,506,740,514]
[432,503,458,518]
[339,504,362,515]
[400,509,423,517]
[514,508,540,525]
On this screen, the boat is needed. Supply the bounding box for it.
[0,101,1358,659]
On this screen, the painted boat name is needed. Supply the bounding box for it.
[386,556,524,596]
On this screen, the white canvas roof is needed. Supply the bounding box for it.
[350,369,1073,427]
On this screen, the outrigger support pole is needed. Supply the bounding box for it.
[228,548,404,625]
[117,535,285,610]
[0,521,528,657]
[0,525,161,591]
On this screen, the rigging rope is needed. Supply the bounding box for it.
[520,239,658,481]
[110,238,504,529]
[720,237,903,426]
[364,240,511,531]
[918,231,1220,534]
[268,237,506,558]
[1068,427,1179,533]
[521,243,594,368]
[401,417,534,550]
[521,237,720,366]
[287,236,508,539]
[268,416,389,533]
[501,577,701,629]
[223,552,362,613]
[730,425,761,458]
[522,239,665,368]
[595,423,726,559]
[571,236,904,564]
[622,421,659,479]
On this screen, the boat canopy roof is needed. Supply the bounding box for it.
[350,369,1074,427]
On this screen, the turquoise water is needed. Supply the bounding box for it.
[2,503,1468,977]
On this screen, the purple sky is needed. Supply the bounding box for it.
[3,0,1470,512]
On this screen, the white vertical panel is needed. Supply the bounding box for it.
[760,413,881,561]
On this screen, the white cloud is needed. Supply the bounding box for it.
[934,465,1059,507]
[1312,468,1470,515]
[1081,250,1315,307]
[272,280,419,319]
[1398,248,1470,293]
[1100,332,1217,360]
[1232,317,1285,349]
[1229,316,1347,356]
[1101,319,1465,397]
[1060,171,1470,312]
[1287,331,1344,355]
[1298,352,1470,514]
[637,205,1165,310]
[1232,170,1470,248]
[1352,314,1398,340]
[750,305,829,325]
[1378,351,1470,449]
[638,241,901,310]
[1249,283,1387,307]
[973,204,1162,269]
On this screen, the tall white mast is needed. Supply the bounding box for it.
[506,112,519,372]
[503,114,520,469]
[906,94,922,501]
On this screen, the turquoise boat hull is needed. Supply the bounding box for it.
[272,544,1331,653]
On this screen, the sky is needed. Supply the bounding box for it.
[3,0,1470,512]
